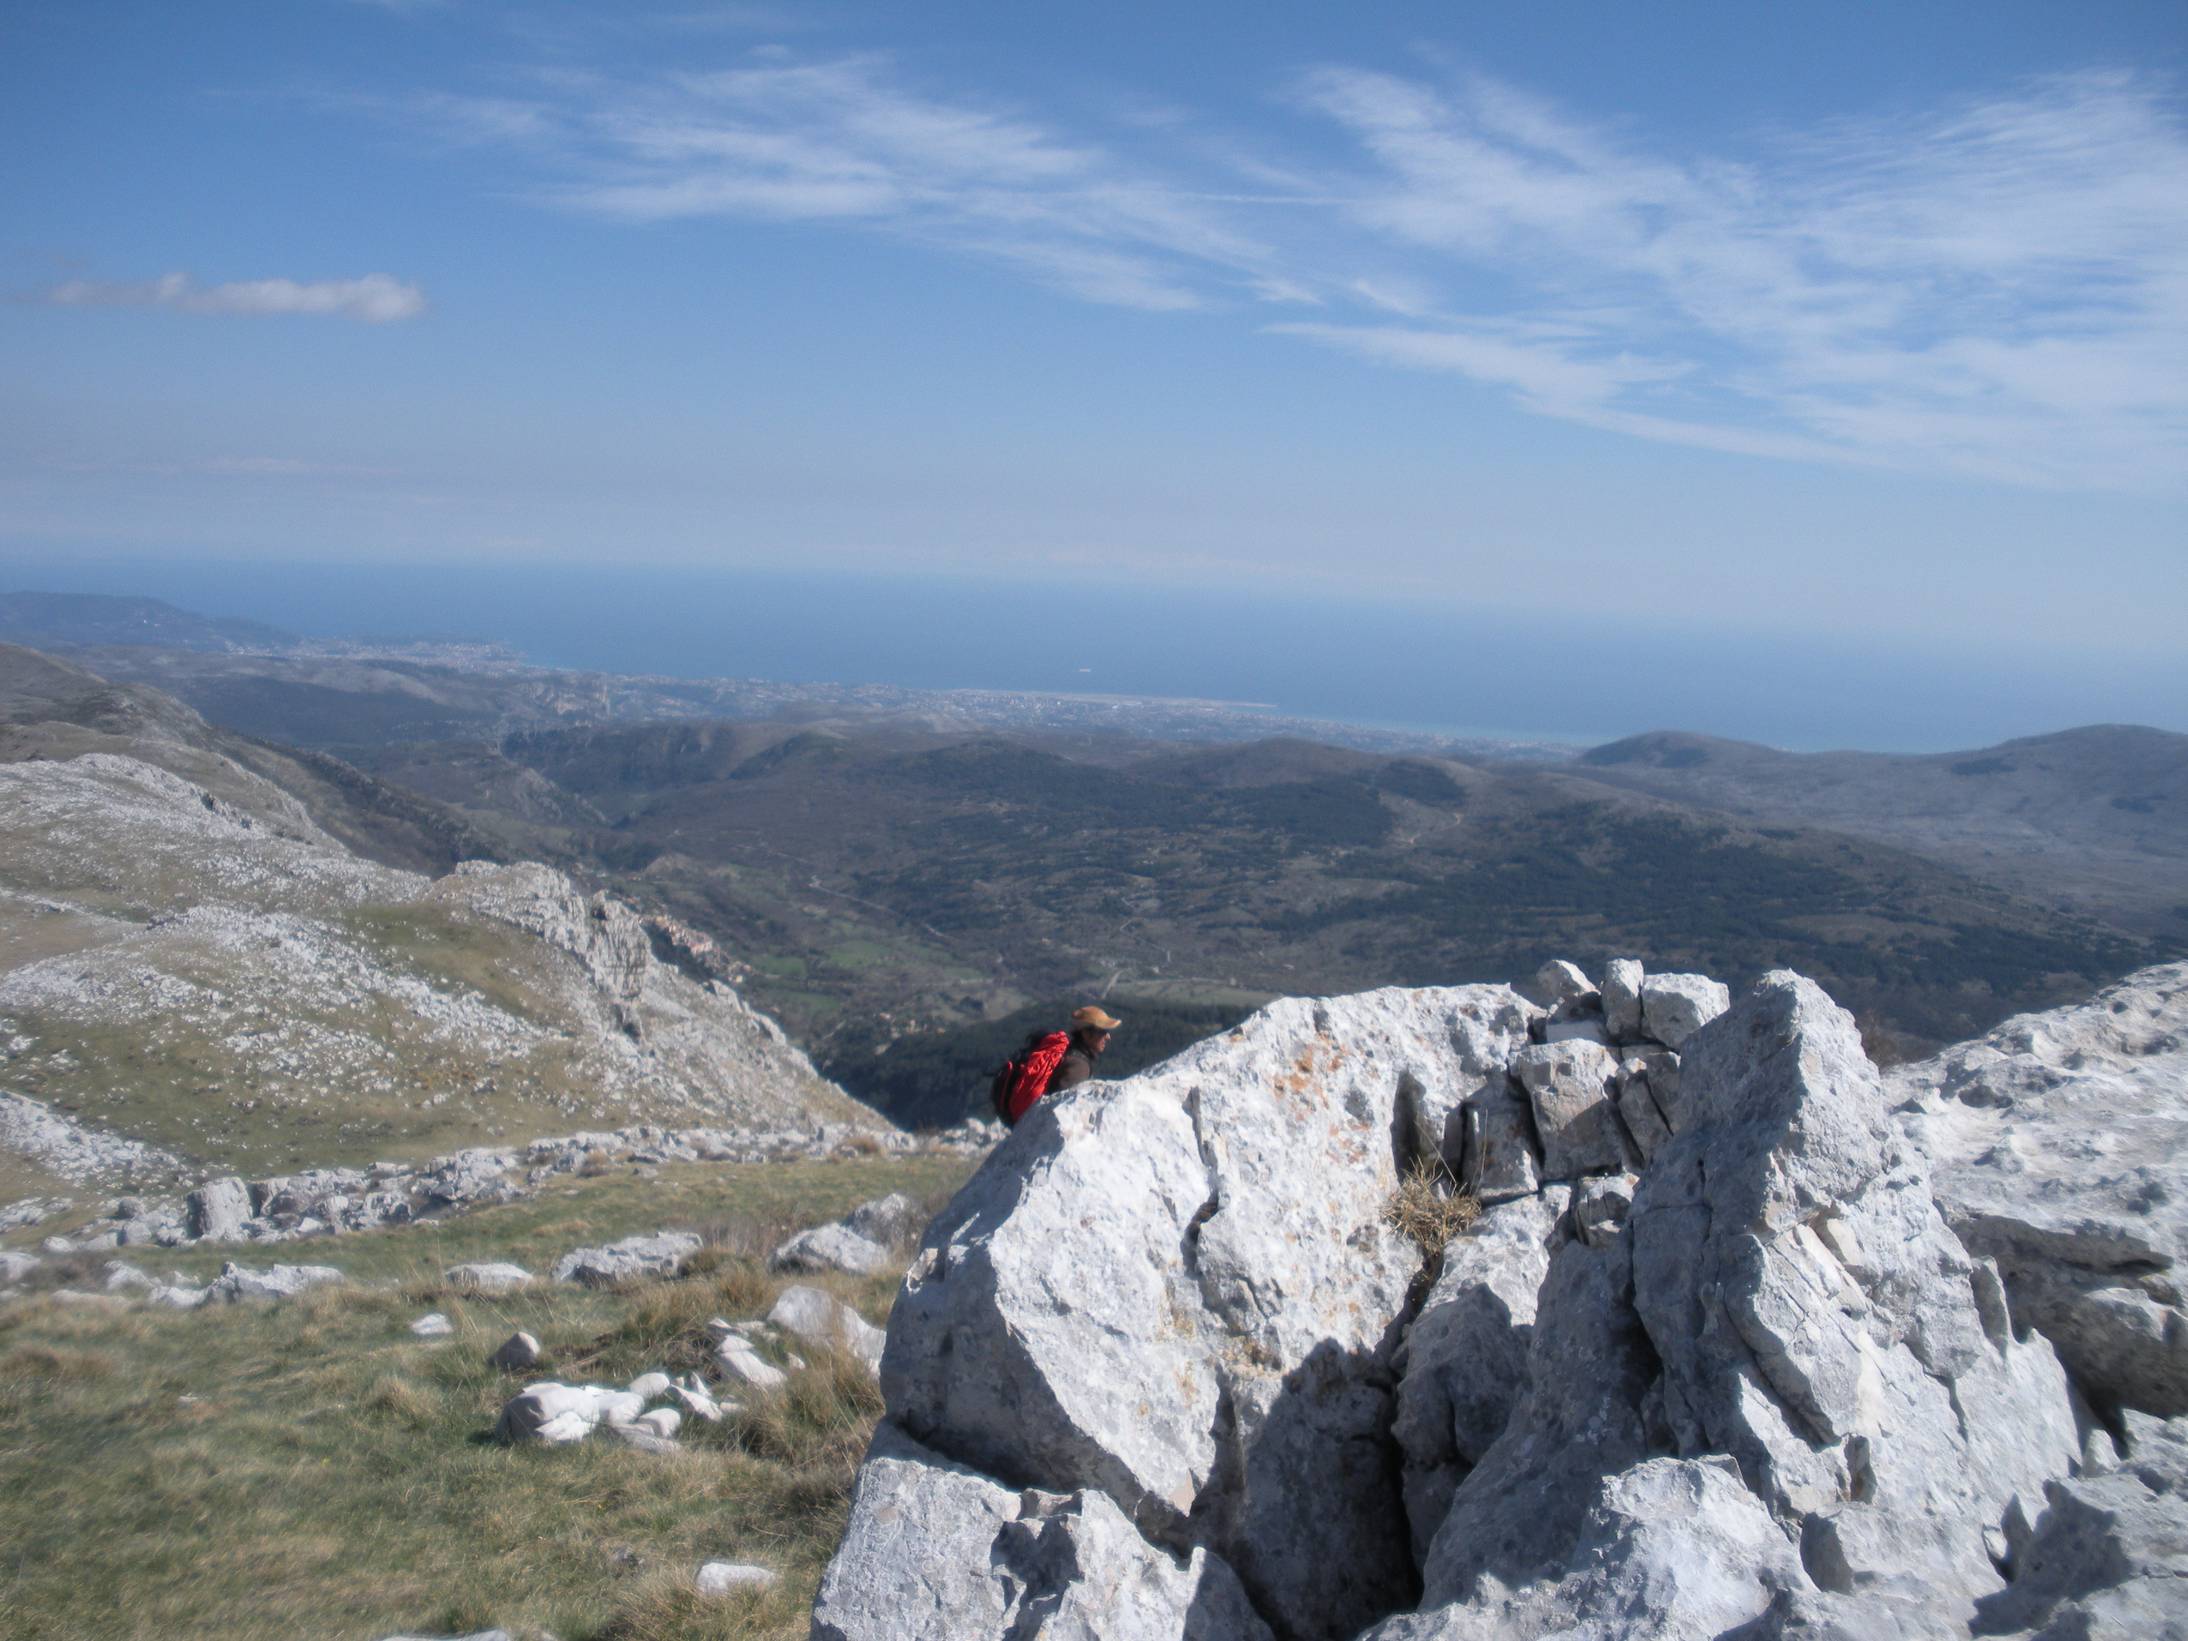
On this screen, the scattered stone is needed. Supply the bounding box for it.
[769,1284,885,1372]
[443,1261,532,1292]
[411,1312,454,1338]
[629,1407,682,1440]
[1637,971,1730,1048]
[101,1260,153,1292]
[495,1381,643,1445]
[843,1191,921,1246]
[147,1283,209,1309]
[695,1561,777,1597]
[714,1337,787,1391]
[627,1370,671,1399]
[551,1231,700,1286]
[768,1221,891,1277]
[603,1421,679,1455]
[668,1376,727,1421]
[0,1250,41,1283]
[490,1331,541,1372]
[207,1262,344,1303]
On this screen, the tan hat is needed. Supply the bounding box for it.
[1071,1005,1122,1031]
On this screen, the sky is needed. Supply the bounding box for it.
[2,1,2185,744]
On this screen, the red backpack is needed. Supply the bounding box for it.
[989,1031,1070,1126]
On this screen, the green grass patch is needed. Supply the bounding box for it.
[0,1153,977,1640]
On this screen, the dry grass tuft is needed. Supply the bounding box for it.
[1384,1156,1481,1257]
[597,1566,795,1640]
[363,1374,437,1428]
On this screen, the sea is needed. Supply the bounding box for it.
[7,554,2184,754]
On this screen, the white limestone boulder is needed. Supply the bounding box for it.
[208,1261,344,1302]
[843,1191,921,1246]
[1628,973,2081,1614]
[881,986,1519,1640]
[495,1381,643,1444]
[768,1222,891,1277]
[551,1230,699,1286]
[695,1560,776,1596]
[1638,973,1730,1049]
[812,1423,1271,1641]
[769,1284,884,1372]
[490,1331,541,1372]
[444,1261,532,1292]
[1893,961,2188,1414]
[184,1177,254,1242]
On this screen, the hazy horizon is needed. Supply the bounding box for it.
[9,557,2185,756]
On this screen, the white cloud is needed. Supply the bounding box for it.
[364,49,2188,490]
[41,271,427,323]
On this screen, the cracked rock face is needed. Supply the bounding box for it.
[1893,961,2188,1416]
[820,966,2179,1641]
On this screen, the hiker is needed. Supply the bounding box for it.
[991,1005,1121,1126]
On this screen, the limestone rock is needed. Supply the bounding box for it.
[1572,1174,1636,1248]
[768,1222,891,1278]
[1393,1187,1571,1562]
[1638,972,1729,1048]
[604,1421,678,1454]
[1510,1040,1630,1178]
[627,1370,671,1399]
[410,1312,453,1338]
[444,1261,532,1292]
[0,1251,41,1283]
[843,1191,921,1246]
[883,987,1533,1639]
[147,1282,209,1309]
[1601,958,1645,1041]
[1893,961,2188,1415]
[208,1261,343,1302]
[694,1561,776,1596]
[715,1337,786,1391]
[669,1376,726,1421]
[495,1381,643,1445]
[490,1331,540,1372]
[1368,1457,1810,1640]
[812,1422,1271,1641]
[1629,973,2079,1613]
[185,1176,254,1242]
[1525,960,1595,1009]
[769,1284,884,1372]
[1614,1059,1673,1161]
[551,1230,699,1286]
[629,1407,681,1440]
[1971,1412,2188,1639]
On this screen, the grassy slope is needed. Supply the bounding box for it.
[0,1151,976,1641]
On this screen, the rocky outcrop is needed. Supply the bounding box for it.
[0,749,884,1207]
[1893,961,2188,1416]
[818,962,2174,1640]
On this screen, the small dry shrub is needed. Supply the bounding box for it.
[1384,1157,1480,1257]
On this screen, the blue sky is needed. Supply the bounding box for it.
[3,2,2185,717]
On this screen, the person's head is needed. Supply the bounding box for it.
[1070,1004,1121,1054]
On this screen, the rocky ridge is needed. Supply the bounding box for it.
[815,960,2188,1640]
[0,745,883,1198]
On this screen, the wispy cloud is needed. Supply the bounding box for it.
[38,271,426,323]
[366,50,2188,488]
